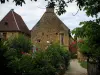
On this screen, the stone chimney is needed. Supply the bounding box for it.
[46,2,55,13]
[11,9,14,11]
[46,7,54,13]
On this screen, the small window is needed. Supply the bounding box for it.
[4,22,8,25]
[37,39,41,42]
[12,33,14,35]
[3,33,7,40]
[56,33,58,35]
[42,33,44,35]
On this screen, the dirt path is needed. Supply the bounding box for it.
[64,59,87,75]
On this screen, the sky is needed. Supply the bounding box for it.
[0,0,95,31]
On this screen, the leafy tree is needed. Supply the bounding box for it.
[1,0,100,16]
[72,21,100,61]
[77,39,90,57]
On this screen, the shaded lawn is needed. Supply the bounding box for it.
[78,60,87,69]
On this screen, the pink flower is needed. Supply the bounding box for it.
[21,52,25,54]
[69,41,77,53]
[72,41,77,44]
[36,48,38,51]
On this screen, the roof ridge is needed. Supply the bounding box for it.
[12,10,20,30]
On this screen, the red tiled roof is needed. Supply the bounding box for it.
[0,9,30,36]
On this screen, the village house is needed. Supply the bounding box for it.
[0,9,30,40]
[31,6,73,49]
[0,8,73,50]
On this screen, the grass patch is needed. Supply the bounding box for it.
[79,61,87,69]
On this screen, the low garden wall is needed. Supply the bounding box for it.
[87,61,100,75]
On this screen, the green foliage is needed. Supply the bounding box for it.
[29,43,70,75]
[78,39,90,57]
[76,0,100,17]
[46,43,70,70]
[0,35,33,74]
[72,27,85,38]
[0,35,70,75]
[0,40,13,74]
[79,60,87,69]
[6,53,34,74]
[31,51,56,75]
[6,34,33,55]
[0,0,68,15]
[4,42,70,75]
[1,0,100,17]
[72,21,100,61]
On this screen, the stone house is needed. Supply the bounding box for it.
[0,9,30,40]
[0,8,73,50]
[31,7,73,49]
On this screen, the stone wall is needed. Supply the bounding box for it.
[77,51,87,61]
[0,32,30,40]
[31,25,70,49]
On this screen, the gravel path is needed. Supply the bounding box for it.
[64,59,87,75]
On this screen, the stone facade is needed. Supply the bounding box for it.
[0,32,30,40]
[31,7,73,49]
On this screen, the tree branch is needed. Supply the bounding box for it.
[72,9,79,16]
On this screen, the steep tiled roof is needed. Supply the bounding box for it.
[0,9,30,36]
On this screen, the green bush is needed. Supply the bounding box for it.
[78,39,90,57]
[46,43,70,74]
[6,34,33,55]
[0,40,13,75]
[30,51,56,75]
[26,43,70,75]
[2,34,33,75]
[3,37,70,75]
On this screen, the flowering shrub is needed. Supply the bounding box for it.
[21,51,25,54]
[69,41,77,54]
[2,34,33,75]
[4,43,70,75]
[6,34,33,55]
[2,34,70,75]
